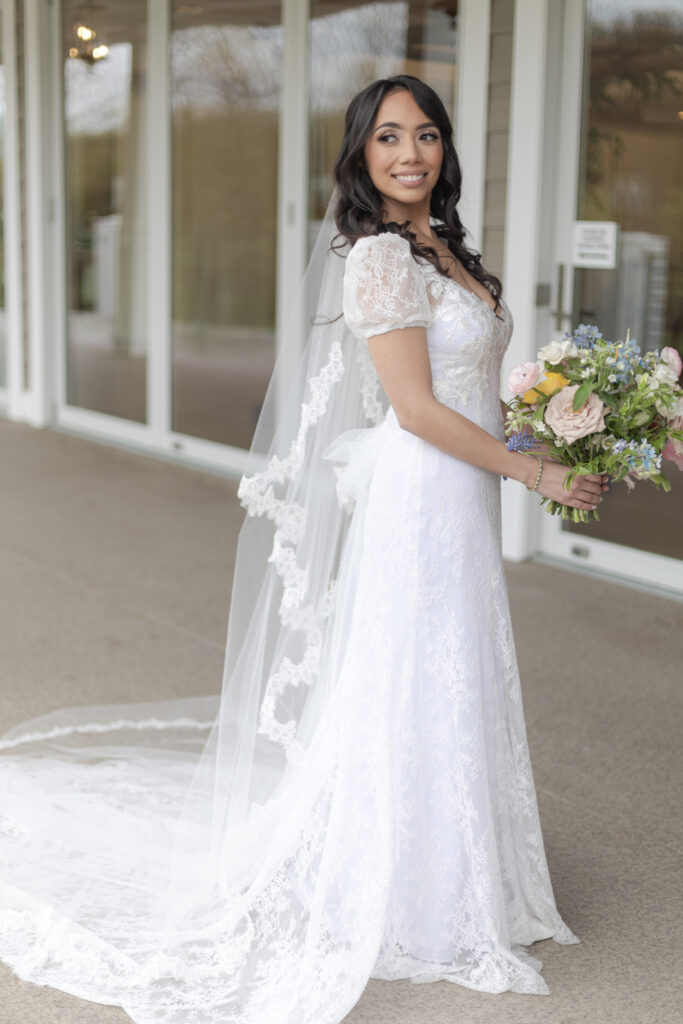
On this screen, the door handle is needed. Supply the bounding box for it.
[550,263,574,332]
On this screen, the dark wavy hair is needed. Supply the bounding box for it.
[333,74,503,317]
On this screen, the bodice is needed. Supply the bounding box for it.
[418,261,513,422]
[342,232,513,432]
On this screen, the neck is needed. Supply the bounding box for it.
[381,196,433,242]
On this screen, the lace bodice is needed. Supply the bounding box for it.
[342,232,513,432]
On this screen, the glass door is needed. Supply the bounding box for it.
[540,0,683,594]
[52,0,462,469]
[62,0,148,423]
[170,2,282,450]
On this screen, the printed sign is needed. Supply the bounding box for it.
[571,221,619,269]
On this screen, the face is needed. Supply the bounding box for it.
[363,88,443,219]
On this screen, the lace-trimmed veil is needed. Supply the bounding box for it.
[0,187,389,935]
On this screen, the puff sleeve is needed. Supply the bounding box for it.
[342,233,431,341]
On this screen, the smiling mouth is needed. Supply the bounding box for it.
[392,173,428,183]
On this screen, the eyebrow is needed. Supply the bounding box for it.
[374,121,439,132]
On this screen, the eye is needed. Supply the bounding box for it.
[377,132,398,143]
[420,131,440,142]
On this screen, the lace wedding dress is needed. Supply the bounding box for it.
[0,230,577,1024]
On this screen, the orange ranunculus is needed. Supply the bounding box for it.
[522,371,570,404]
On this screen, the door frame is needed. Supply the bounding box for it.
[535,0,683,597]
[0,0,24,417]
[49,0,308,476]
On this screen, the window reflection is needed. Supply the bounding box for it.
[308,0,458,227]
[170,3,282,449]
[63,3,147,422]
[567,2,683,560]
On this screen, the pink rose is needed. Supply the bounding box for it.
[661,346,682,378]
[508,362,541,396]
[544,385,606,444]
[662,414,683,471]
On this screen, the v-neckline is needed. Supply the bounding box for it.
[422,259,500,316]
[444,273,498,315]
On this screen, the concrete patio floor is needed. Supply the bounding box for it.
[0,417,680,1024]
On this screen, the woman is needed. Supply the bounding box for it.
[0,76,605,1023]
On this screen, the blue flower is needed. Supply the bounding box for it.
[604,336,644,383]
[611,438,661,473]
[506,432,540,453]
[568,324,603,350]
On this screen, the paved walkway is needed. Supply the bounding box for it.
[0,418,680,1024]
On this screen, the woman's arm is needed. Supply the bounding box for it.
[367,325,607,512]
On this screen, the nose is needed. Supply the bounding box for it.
[397,137,420,163]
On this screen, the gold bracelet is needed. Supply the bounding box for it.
[525,454,544,492]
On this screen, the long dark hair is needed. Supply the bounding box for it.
[333,74,503,316]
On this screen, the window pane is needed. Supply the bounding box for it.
[63,3,148,422]
[565,2,683,561]
[170,2,282,449]
[309,1,459,224]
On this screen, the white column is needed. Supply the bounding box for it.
[276,0,309,414]
[147,0,171,441]
[22,0,52,426]
[2,0,25,417]
[455,0,490,254]
[500,0,549,561]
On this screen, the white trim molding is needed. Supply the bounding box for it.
[500,0,549,561]
[276,0,310,413]
[2,0,24,416]
[455,0,490,254]
[147,0,172,446]
[22,0,52,426]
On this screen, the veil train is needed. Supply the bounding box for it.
[0,189,395,1023]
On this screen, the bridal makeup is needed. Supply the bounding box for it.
[363,88,443,221]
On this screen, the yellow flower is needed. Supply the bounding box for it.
[523,372,570,404]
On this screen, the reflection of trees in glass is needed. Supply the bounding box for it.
[581,9,683,352]
[584,10,683,208]
[171,26,282,112]
[64,44,132,133]
[171,22,284,330]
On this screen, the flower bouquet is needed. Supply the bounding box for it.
[505,325,683,522]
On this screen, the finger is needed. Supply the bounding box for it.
[575,491,603,506]
[569,486,602,503]
[568,497,599,510]
[577,486,603,501]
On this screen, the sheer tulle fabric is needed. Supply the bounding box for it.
[0,208,577,1024]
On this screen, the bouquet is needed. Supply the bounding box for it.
[505,324,683,522]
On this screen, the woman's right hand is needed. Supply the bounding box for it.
[533,459,608,512]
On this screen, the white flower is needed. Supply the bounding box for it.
[657,395,683,420]
[538,339,579,364]
[653,363,679,387]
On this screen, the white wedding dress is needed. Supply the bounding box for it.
[0,231,577,1024]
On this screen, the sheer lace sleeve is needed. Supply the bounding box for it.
[342,233,431,341]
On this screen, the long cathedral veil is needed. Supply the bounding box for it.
[0,189,395,1022]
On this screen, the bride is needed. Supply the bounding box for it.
[0,75,607,1023]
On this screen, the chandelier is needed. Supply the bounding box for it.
[68,23,109,64]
